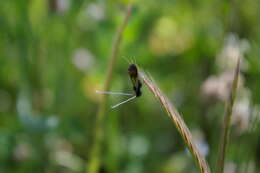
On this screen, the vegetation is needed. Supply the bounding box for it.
[0,1,259,173]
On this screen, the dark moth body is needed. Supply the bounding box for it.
[128,64,142,97]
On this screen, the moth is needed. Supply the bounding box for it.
[96,64,142,109]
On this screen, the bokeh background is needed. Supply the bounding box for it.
[0,0,259,173]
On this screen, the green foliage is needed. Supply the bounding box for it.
[0,0,259,172]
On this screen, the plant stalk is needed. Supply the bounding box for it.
[216,58,240,173]
[140,71,211,173]
[87,5,133,173]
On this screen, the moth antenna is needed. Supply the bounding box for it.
[122,56,131,65]
[128,58,133,65]
[133,56,137,65]
[96,90,133,96]
[111,95,136,109]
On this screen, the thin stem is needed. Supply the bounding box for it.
[87,5,133,173]
[139,70,211,173]
[216,58,240,173]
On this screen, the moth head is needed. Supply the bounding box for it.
[128,64,138,78]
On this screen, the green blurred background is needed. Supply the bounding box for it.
[0,0,259,173]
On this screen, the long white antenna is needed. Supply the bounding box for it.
[111,95,136,109]
[96,90,133,96]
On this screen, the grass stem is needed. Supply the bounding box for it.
[140,71,211,173]
[87,5,133,173]
[216,58,241,173]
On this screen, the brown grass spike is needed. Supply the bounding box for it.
[139,70,211,173]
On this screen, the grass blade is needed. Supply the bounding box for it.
[216,58,241,173]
